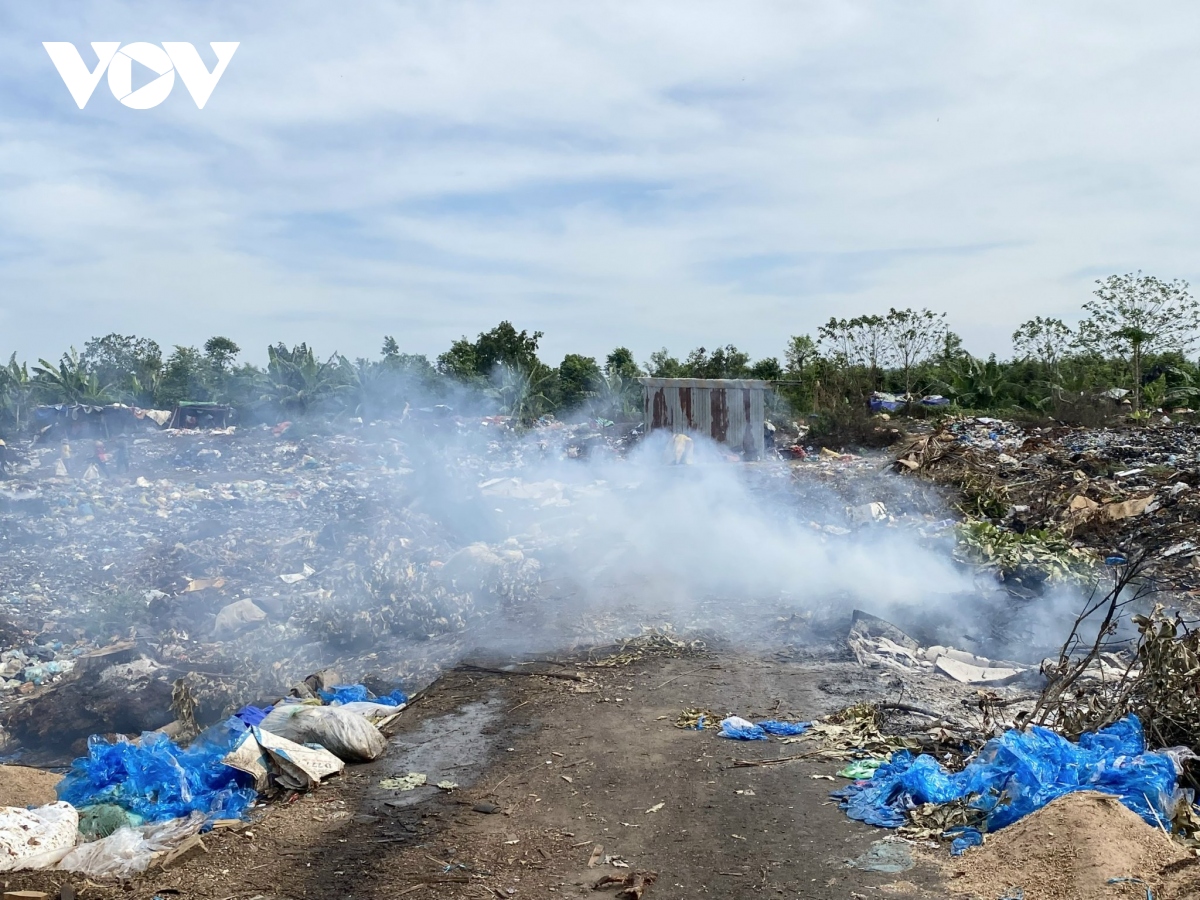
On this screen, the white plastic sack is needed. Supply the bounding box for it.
[59,812,204,880]
[337,701,407,719]
[0,801,78,872]
[260,705,386,762]
[252,727,345,791]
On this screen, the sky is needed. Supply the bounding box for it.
[2,1,1199,368]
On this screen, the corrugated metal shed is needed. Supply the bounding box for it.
[640,378,771,458]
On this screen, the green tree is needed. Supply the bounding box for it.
[1012,317,1072,375]
[557,354,602,411]
[204,336,241,371]
[748,357,783,380]
[884,308,947,398]
[33,349,114,405]
[0,355,34,432]
[784,335,818,380]
[437,321,544,381]
[1076,272,1200,411]
[646,349,683,378]
[604,347,641,381]
[680,345,751,378]
[80,333,162,403]
[259,343,351,417]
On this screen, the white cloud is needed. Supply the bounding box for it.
[2,1,1199,365]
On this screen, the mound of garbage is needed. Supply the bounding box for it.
[0,676,406,880]
[832,715,1194,848]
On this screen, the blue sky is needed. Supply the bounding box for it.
[2,2,1200,367]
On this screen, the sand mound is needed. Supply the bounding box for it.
[0,764,62,808]
[942,791,1188,900]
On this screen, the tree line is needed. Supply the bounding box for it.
[2,271,1199,435]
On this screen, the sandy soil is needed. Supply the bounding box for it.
[1,649,951,899]
[0,764,63,809]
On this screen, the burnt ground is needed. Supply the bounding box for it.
[3,649,950,900]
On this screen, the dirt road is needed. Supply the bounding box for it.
[8,650,948,899]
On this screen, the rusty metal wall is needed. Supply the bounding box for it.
[641,378,768,457]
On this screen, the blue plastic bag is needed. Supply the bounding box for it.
[318,684,408,706]
[831,715,1185,836]
[234,704,273,728]
[319,684,370,704]
[719,716,769,741]
[56,718,257,824]
[758,720,810,737]
[949,827,983,855]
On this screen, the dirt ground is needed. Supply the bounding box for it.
[3,649,955,900]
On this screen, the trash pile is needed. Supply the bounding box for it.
[0,676,404,879]
[0,424,548,759]
[831,715,1196,851]
[894,418,1200,592]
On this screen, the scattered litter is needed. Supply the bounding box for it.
[837,759,884,780]
[380,773,427,791]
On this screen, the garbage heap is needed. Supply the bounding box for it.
[0,676,404,879]
[0,423,547,759]
[894,417,1200,593]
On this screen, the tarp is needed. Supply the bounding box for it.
[832,716,1187,833]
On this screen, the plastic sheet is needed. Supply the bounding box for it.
[319,684,369,704]
[757,720,810,737]
[59,812,205,880]
[718,716,769,741]
[719,716,810,740]
[56,719,257,824]
[319,684,407,706]
[832,716,1187,834]
[78,804,143,838]
[234,704,273,728]
[949,828,983,855]
[0,802,78,871]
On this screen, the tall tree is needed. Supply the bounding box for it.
[646,349,683,378]
[604,347,641,381]
[1076,273,1200,411]
[784,335,818,379]
[557,354,602,411]
[884,307,947,398]
[80,333,162,401]
[437,321,544,381]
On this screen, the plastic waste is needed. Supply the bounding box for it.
[259,705,386,762]
[234,704,272,728]
[57,719,257,823]
[757,720,810,737]
[319,684,369,704]
[832,716,1187,835]
[319,684,408,707]
[0,802,78,871]
[59,812,204,880]
[949,828,983,856]
[337,701,407,720]
[718,716,769,741]
[719,716,810,740]
[838,759,884,780]
[78,804,144,838]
